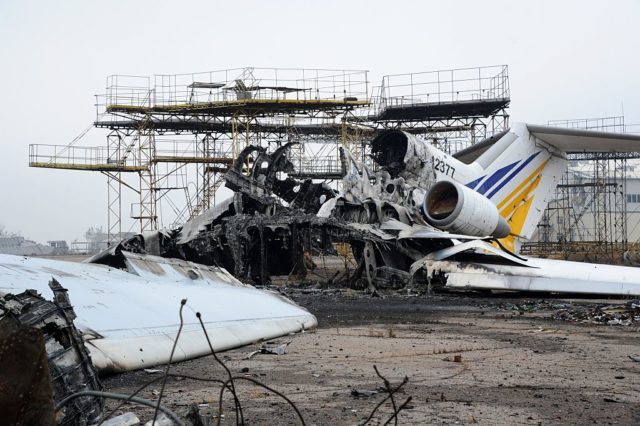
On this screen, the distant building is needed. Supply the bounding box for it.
[47,240,69,255]
[0,236,56,256]
[530,173,640,245]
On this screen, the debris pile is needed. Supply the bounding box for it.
[553,301,640,326]
[483,298,640,326]
[91,135,441,293]
[489,300,570,313]
[88,128,640,298]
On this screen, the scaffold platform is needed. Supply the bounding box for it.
[29,145,146,172]
[375,98,510,121]
[94,118,352,137]
[99,67,370,117]
[106,98,370,116]
[28,143,234,172]
[371,65,510,122]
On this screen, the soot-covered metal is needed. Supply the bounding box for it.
[91,132,499,292]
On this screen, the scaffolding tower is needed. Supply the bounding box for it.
[30,68,370,244]
[29,65,511,245]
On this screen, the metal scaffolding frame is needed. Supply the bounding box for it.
[368,65,510,153]
[521,117,638,263]
[28,65,511,245]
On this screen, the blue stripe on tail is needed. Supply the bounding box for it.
[476,161,520,195]
[465,175,485,189]
[485,151,541,199]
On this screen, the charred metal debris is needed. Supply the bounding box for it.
[0,280,103,425]
[91,134,456,292]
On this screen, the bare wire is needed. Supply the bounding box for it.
[196,311,245,425]
[361,366,409,426]
[382,396,413,426]
[218,376,307,426]
[152,299,187,425]
[374,365,399,426]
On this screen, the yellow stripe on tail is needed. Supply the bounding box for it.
[497,159,549,252]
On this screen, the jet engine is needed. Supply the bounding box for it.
[423,180,511,238]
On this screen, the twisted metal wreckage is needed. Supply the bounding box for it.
[92,126,640,296]
[92,136,445,292]
[0,281,103,425]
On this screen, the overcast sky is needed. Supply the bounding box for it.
[0,0,638,243]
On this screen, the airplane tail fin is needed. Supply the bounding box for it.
[461,124,564,252]
[463,123,640,252]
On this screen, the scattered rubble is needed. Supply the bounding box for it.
[476,298,640,326]
[247,342,291,359]
[351,388,381,398]
[552,300,640,326]
[98,412,140,426]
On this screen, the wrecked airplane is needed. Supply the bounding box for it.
[90,123,640,296]
[2,122,640,377]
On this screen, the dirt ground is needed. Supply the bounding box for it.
[101,290,640,425]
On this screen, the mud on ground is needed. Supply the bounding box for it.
[103,291,640,425]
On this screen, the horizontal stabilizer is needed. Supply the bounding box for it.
[527,124,640,153]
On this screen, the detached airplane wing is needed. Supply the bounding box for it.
[443,257,640,295]
[0,252,316,373]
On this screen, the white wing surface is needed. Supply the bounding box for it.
[0,253,317,373]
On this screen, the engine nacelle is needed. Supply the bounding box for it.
[423,180,511,238]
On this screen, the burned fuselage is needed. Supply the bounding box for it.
[93,131,462,292]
